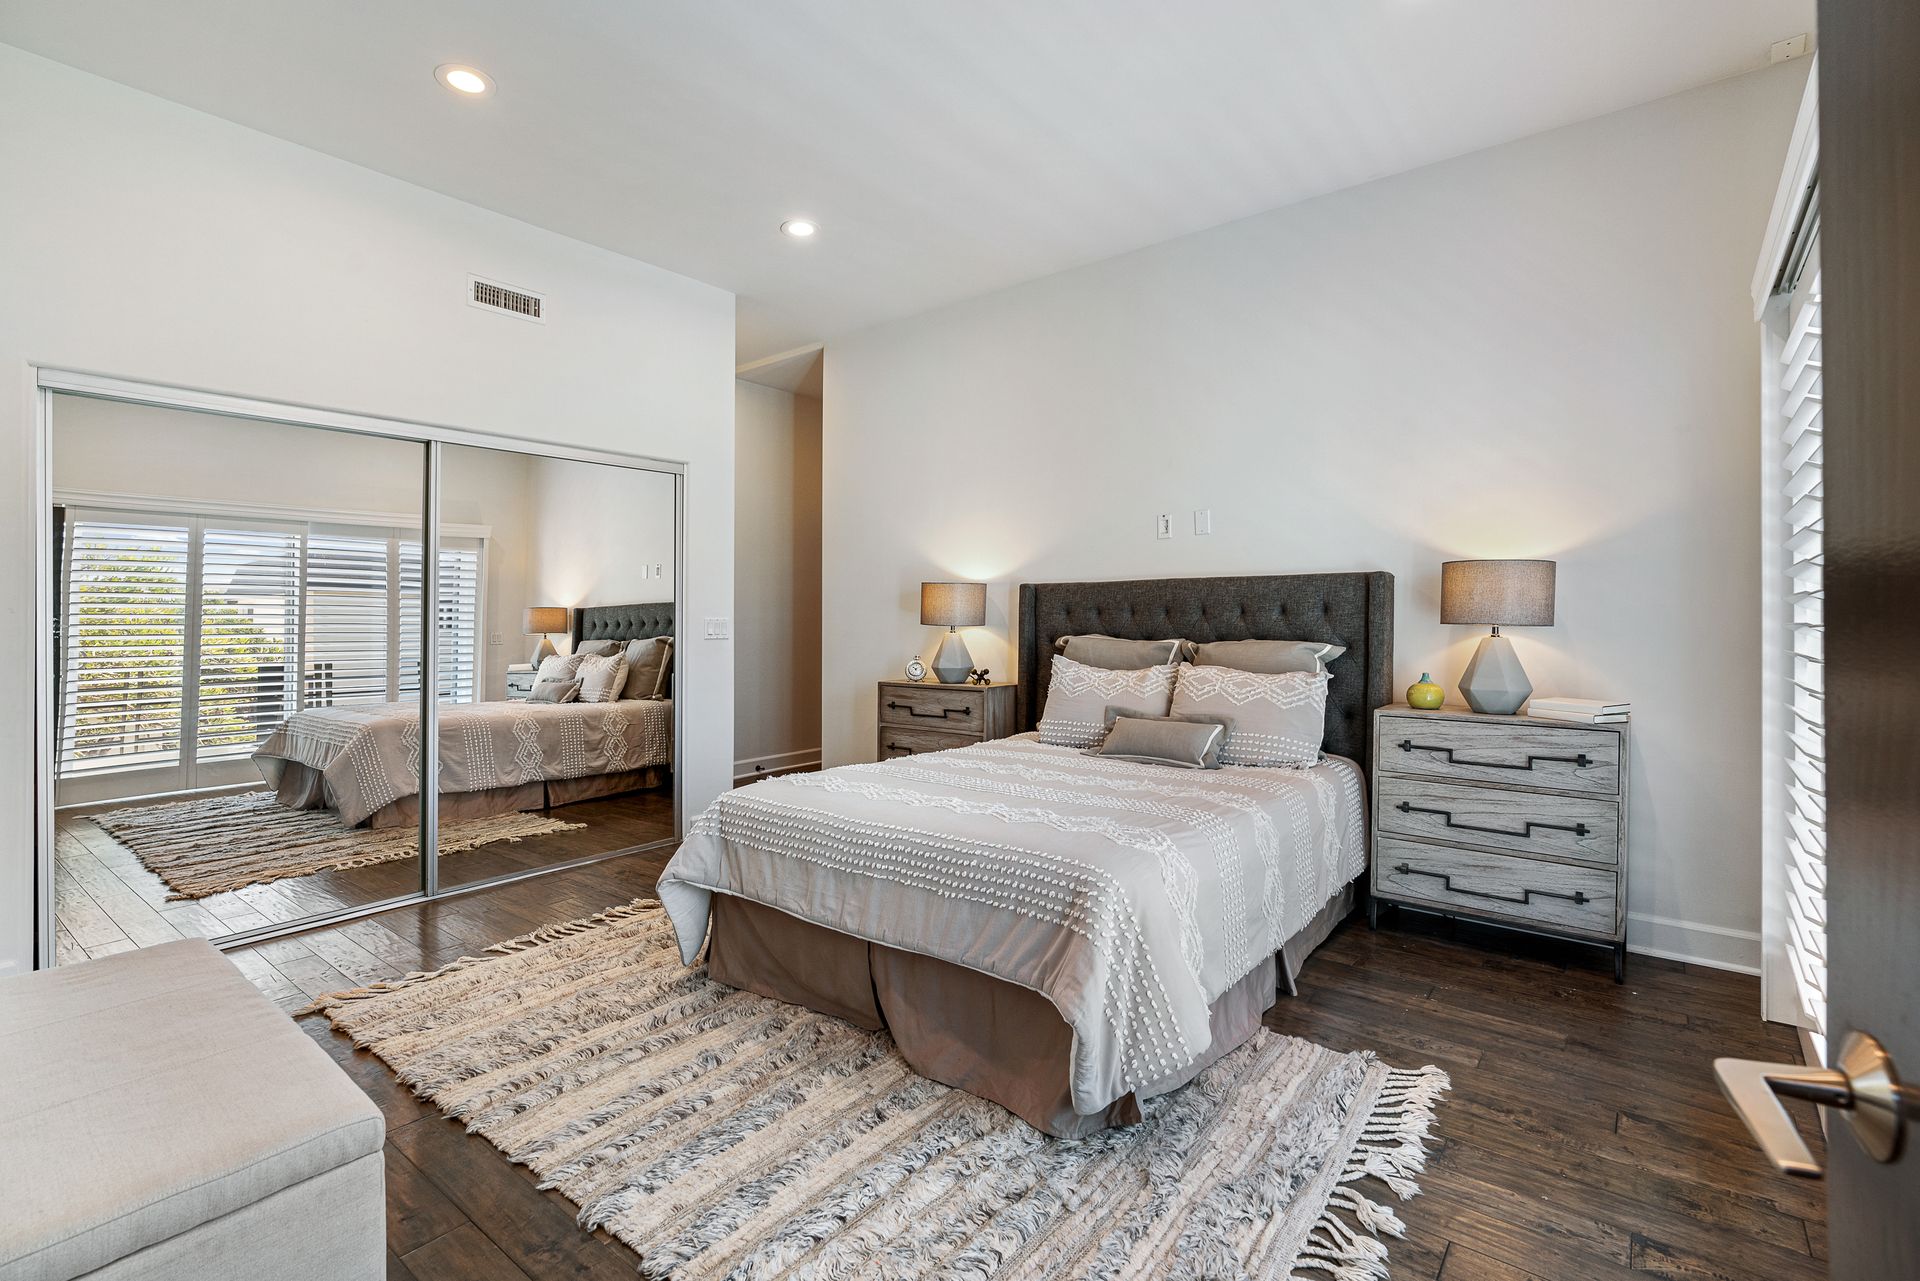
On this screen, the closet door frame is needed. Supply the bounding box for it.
[31,368,688,969]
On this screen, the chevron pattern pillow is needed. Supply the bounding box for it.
[1037,655,1177,748]
[1169,663,1328,766]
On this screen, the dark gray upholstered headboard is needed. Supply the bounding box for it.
[571,602,675,649]
[1016,573,1394,768]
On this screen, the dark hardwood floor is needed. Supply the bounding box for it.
[52,786,676,965]
[230,856,1826,1281]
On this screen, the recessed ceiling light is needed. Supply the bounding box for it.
[780,219,818,239]
[435,64,494,97]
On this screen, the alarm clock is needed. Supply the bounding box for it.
[904,656,927,683]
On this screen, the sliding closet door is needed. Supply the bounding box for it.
[429,443,681,895]
[47,393,430,962]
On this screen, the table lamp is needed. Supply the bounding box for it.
[921,582,986,684]
[1440,560,1555,714]
[524,606,569,664]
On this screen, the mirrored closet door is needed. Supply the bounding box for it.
[41,386,683,968]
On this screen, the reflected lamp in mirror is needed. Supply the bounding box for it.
[1440,559,1555,715]
[920,581,986,685]
[524,606,570,664]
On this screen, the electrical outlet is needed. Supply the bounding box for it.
[1769,33,1808,63]
[704,617,731,639]
[1155,513,1172,540]
[1193,509,1212,536]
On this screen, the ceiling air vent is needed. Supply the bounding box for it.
[468,275,546,323]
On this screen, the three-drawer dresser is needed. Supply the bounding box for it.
[876,679,1016,760]
[1369,703,1631,981]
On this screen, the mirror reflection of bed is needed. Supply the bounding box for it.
[48,392,680,964]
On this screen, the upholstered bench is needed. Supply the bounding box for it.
[0,939,385,1281]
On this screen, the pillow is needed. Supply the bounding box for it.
[1169,663,1329,767]
[1094,714,1231,769]
[1188,638,1346,674]
[572,639,622,659]
[529,677,581,704]
[1051,634,1186,670]
[576,653,629,704]
[1037,654,1176,748]
[622,636,673,700]
[535,653,584,683]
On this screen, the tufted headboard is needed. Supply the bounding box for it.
[571,602,675,649]
[1015,572,1394,768]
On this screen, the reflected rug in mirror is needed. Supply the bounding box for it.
[305,899,1448,1280]
[90,790,585,900]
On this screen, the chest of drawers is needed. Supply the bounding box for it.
[875,680,1017,760]
[1369,704,1631,981]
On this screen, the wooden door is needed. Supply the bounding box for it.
[1819,0,1920,1273]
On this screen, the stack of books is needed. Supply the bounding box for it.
[1529,696,1630,724]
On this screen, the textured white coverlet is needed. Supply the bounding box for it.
[657,738,1366,1116]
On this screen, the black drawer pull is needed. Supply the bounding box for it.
[1395,801,1589,840]
[888,700,971,721]
[1398,739,1591,770]
[1392,862,1589,906]
[882,742,912,756]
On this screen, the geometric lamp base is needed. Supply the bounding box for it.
[932,628,974,684]
[1459,631,1532,715]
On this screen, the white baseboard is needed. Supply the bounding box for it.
[1627,912,1762,975]
[734,747,821,784]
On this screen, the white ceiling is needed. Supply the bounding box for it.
[0,1,1813,365]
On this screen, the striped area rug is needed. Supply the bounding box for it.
[91,790,584,900]
[306,899,1447,1280]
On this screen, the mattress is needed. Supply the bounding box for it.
[658,736,1368,1116]
[253,697,673,827]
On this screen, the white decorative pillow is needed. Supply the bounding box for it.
[1169,663,1329,767]
[576,654,629,704]
[530,652,585,702]
[1037,655,1176,748]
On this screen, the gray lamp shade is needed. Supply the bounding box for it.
[920,581,986,629]
[524,606,570,635]
[1440,560,1556,627]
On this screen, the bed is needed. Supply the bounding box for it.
[253,602,675,828]
[658,572,1393,1136]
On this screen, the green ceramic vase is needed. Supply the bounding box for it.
[1406,672,1445,710]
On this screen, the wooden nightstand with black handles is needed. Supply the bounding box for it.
[876,680,1017,760]
[1368,703,1631,982]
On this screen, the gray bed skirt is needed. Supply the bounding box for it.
[268,762,668,829]
[706,879,1360,1138]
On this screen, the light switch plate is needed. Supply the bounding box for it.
[1193,509,1212,536]
[704,617,731,639]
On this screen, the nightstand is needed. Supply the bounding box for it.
[876,680,1016,760]
[1368,703,1631,981]
[504,666,538,701]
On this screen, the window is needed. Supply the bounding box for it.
[1773,214,1826,1053]
[57,508,486,794]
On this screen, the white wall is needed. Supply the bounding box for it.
[735,381,823,777]
[525,454,678,629]
[0,44,735,975]
[822,62,1811,974]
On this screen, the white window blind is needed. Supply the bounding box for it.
[1777,228,1826,1051]
[58,517,190,777]
[303,532,397,707]
[197,525,301,761]
[399,538,484,704]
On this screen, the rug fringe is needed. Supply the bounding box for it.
[1291,1064,1451,1280]
[294,896,662,1017]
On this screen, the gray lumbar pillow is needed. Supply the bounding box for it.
[529,677,582,703]
[1095,714,1231,769]
[573,639,623,659]
[1188,638,1346,674]
[1053,634,1186,670]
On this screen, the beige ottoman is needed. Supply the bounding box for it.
[0,940,385,1281]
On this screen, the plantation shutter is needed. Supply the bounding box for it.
[197,524,302,760]
[1778,228,1827,1049]
[399,537,484,703]
[303,531,394,706]
[58,516,191,777]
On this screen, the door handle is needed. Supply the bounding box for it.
[1714,1030,1918,1177]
